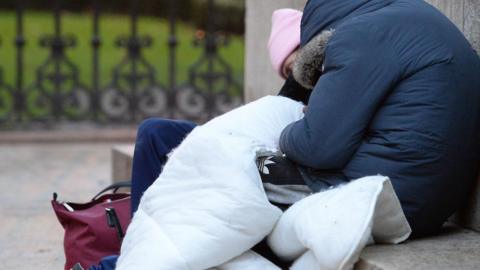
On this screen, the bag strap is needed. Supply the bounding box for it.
[106,207,124,241]
[92,180,131,201]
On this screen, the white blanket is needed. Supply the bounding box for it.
[117,96,411,270]
[268,175,411,270]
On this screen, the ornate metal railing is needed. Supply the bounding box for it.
[0,0,243,129]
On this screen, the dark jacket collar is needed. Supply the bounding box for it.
[301,0,394,45]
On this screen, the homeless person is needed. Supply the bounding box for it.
[280,0,480,238]
[132,0,480,240]
[105,1,480,269]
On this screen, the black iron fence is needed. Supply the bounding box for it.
[0,0,243,129]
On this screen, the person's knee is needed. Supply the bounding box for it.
[136,118,195,144]
[137,118,163,138]
[134,119,175,162]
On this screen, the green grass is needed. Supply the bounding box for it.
[0,10,244,91]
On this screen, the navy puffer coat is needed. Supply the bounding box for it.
[280,0,480,237]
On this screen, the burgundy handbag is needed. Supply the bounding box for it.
[52,181,131,270]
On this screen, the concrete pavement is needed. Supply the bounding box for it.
[0,143,117,269]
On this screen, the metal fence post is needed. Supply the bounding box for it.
[129,0,139,121]
[168,0,178,119]
[53,0,62,121]
[15,0,25,122]
[92,0,101,121]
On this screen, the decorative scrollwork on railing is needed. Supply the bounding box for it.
[175,30,242,122]
[0,39,15,122]
[25,34,90,120]
[101,16,168,121]
[24,1,90,122]
[0,0,244,130]
[175,0,242,122]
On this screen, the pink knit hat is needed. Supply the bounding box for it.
[267,8,302,78]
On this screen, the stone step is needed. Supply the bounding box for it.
[356,224,480,270]
[111,144,135,183]
[111,144,480,232]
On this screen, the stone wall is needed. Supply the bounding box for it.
[426,0,480,52]
[244,0,307,102]
[244,0,480,102]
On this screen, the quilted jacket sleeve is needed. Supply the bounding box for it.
[280,25,401,169]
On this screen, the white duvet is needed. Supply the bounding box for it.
[117,96,411,270]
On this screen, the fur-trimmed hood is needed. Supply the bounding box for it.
[292,29,334,89]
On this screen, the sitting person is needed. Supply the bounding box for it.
[91,1,480,268]
[134,0,480,243]
[280,0,480,238]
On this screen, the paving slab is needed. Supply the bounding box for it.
[356,224,480,270]
[0,128,136,144]
[0,143,115,270]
